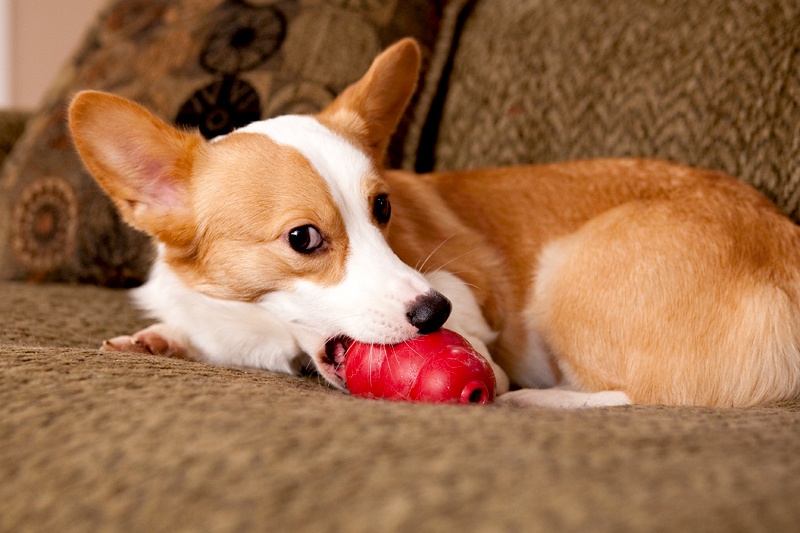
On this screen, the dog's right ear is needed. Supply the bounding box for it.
[317,38,421,165]
[69,91,203,246]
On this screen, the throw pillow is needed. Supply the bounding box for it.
[0,0,443,285]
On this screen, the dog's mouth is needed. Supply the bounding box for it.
[318,336,354,389]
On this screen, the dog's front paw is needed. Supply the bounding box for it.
[101,323,187,358]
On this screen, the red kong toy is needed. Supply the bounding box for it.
[344,329,496,404]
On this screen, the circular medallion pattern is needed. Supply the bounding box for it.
[11,176,79,272]
[200,4,286,75]
[175,77,262,139]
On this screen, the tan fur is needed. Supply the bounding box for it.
[175,132,350,301]
[69,38,800,407]
[386,160,800,406]
[69,91,203,248]
[69,40,419,303]
[70,97,350,304]
[317,38,420,164]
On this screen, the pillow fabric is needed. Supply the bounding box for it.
[0,0,442,285]
[408,0,800,223]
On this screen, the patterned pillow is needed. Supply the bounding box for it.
[0,0,443,285]
[407,0,800,224]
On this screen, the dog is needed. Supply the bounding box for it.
[69,38,800,408]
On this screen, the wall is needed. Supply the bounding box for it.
[2,0,106,109]
[0,1,9,106]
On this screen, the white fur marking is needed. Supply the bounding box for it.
[134,246,307,374]
[240,116,435,345]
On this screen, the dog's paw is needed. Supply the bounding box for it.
[497,388,631,409]
[579,390,632,408]
[101,323,187,358]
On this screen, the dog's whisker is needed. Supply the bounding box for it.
[437,277,480,289]
[417,235,456,273]
[424,248,482,276]
[428,269,482,284]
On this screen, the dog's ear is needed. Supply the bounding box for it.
[318,38,421,164]
[69,91,203,246]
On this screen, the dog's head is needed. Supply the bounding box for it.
[69,39,451,387]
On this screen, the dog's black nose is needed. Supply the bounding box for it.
[407,291,452,334]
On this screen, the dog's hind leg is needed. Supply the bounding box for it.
[526,195,800,407]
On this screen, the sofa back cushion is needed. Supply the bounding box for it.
[410,0,800,222]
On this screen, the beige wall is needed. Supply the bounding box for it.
[10,0,106,109]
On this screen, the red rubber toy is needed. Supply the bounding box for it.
[345,329,496,404]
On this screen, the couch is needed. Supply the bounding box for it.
[2,0,799,531]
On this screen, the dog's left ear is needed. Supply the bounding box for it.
[318,38,421,164]
[69,91,203,247]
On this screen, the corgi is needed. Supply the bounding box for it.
[69,38,800,408]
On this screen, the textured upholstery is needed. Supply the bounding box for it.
[2,1,800,530]
[411,0,800,224]
[1,282,799,532]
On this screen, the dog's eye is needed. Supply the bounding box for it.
[373,194,391,225]
[288,225,324,254]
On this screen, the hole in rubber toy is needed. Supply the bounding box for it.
[463,381,489,404]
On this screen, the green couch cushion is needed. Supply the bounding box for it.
[1,281,799,531]
[412,0,800,224]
